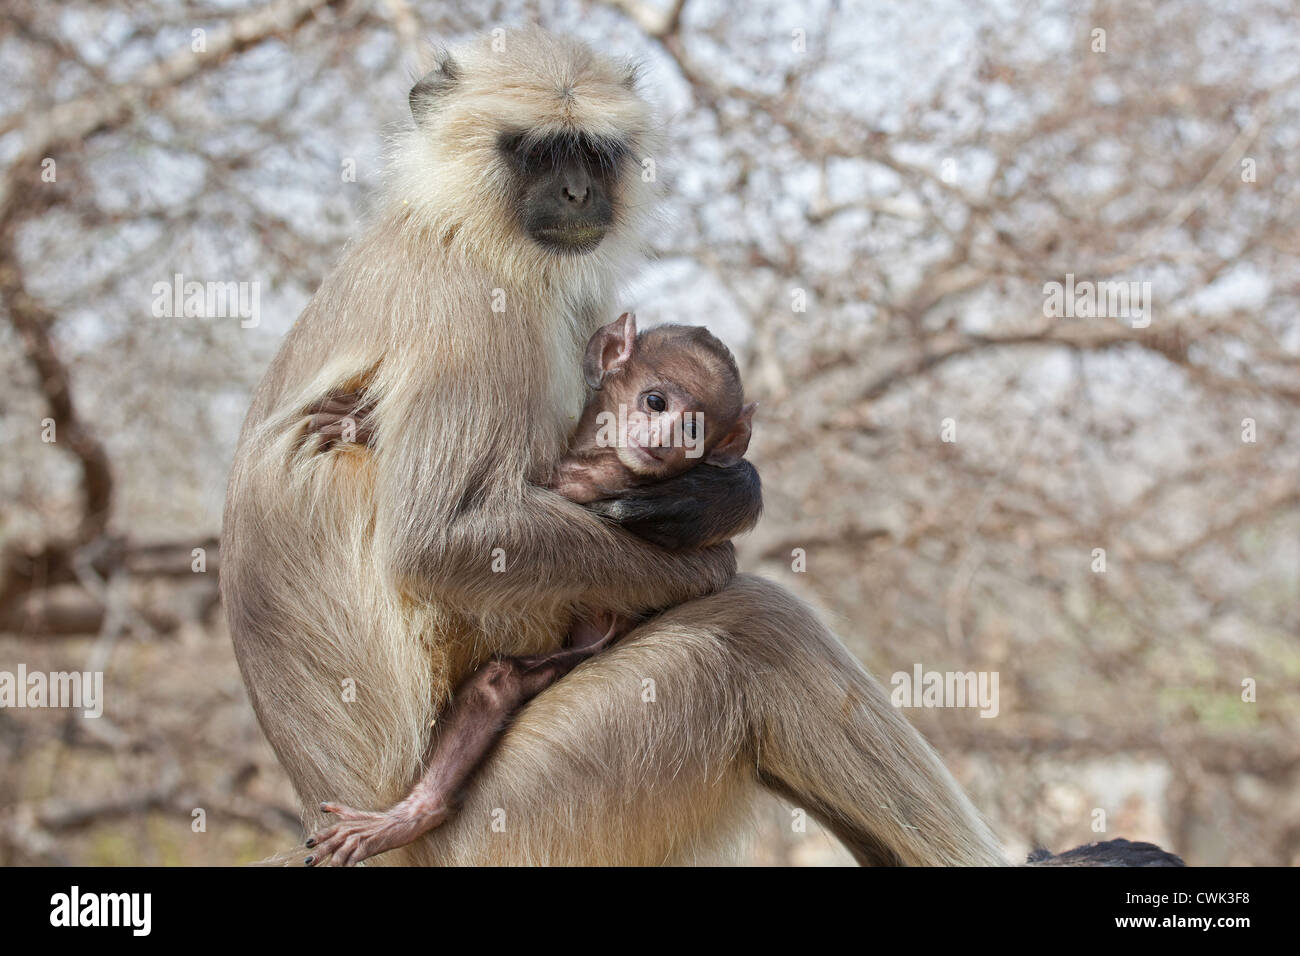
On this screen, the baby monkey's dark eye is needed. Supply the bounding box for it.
[683,418,698,439]
[645,392,666,413]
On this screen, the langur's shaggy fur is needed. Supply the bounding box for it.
[222,28,1005,866]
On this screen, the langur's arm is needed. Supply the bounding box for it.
[401,479,737,614]
[308,388,740,614]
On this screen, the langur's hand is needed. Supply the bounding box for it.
[586,459,762,551]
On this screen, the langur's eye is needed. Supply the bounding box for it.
[645,392,666,413]
[683,419,697,439]
[584,142,611,172]
[518,143,544,169]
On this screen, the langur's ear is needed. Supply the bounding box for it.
[583,312,638,389]
[620,59,643,91]
[705,402,756,467]
[409,53,460,122]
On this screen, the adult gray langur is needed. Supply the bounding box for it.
[221,27,1180,868]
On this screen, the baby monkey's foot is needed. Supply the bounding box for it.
[304,800,449,866]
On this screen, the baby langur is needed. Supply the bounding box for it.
[305,314,755,866]
[548,311,757,502]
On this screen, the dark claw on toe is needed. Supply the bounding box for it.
[305,838,316,847]
[304,856,314,865]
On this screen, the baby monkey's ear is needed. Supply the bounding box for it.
[706,402,757,467]
[583,312,638,389]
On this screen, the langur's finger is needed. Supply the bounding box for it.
[304,399,342,416]
[309,418,345,439]
[305,391,360,414]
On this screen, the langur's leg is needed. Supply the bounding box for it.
[403,575,1005,867]
[304,613,626,866]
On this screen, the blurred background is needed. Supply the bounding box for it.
[1,0,1297,866]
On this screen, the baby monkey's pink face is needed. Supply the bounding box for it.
[582,313,755,479]
[612,370,709,475]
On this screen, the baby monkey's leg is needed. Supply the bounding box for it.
[305,612,628,866]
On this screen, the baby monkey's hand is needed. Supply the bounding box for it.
[303,390,375,450]
[545,457,608,504]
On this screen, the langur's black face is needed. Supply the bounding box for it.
[499,131,624,254]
